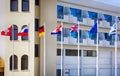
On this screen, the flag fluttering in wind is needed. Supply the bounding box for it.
[16,26,28,36]
[51,23,63,35]
[38,26,44,37]
[89,23,97,34]
[70,24,78,38]
[1,26,12,36]
[109,23,117,36]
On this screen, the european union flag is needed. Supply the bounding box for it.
[89,23,97,34]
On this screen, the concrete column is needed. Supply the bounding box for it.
[40,0,57,76]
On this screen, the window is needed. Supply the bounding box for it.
[22,0,29,11]
[104,14,112,26]
[57,34,61,41]
[63,7,71,15]
[63,28,70,37]
[35,0,39,5]
[70,8,82,21]
[118,17,120,21]
[21,55,28,70]
[105,33,111,41]
[10,55,18,70]
[66,49,81,56]
[98,32,105,43]
[21,25,28,40]
[10,25,18,40]
[57,69,61,76]
[35,44,39,57]
[88,11,97,22]
[84,50,96,57]
[35,19,39,31]
[81,10,89,19]
[81,30,89,43]
[118,34,120,41]
[10,0,18,11]
[57,49,61,56]
[57,5,64,19]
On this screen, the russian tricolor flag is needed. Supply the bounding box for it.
[16,27,28,36]
[51,23,63,35]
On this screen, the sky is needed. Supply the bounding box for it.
[95,0,120,7]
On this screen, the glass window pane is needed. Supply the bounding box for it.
[57,5,63,19]
[21,55,28,70]
[63,7,71,15]
[70,8,82,21]
[35,19,39,31]
[99,32,105,40]
[35,0,39,5]
[57,49,61,56]
[66,49,81,56]
[104,14,112,26]
[88,11,97,22]
[81,10,89,18]
[10,25,18,40]
[84,50,96,57]
[10,0,18,11]
[22,0,29,11]
[81,30,89,43]
[35,44,39,57]
[57,34,61,41]
[63,28,70,37]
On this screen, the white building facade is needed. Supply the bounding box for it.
[56,0,120,76]
[2,0,120,76]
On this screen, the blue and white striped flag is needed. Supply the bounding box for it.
[109,23,117,36]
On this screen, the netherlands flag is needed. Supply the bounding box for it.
[51,23,63,35]
[16,27,28,36]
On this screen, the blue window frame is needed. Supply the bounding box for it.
[104,14,112,26]
[88,11,97,22]
[70,8,82,21]
[57,5,63,19]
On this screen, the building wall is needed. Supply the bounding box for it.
[56,0,120,76]
[0,0,6,61]
[5,0,35,76]
[40,0,57,76]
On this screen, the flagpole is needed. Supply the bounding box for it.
[12,25,14,76]
[43,23,46,76]
[96,20,99,76]
[28,25,30,76]
[77,22,80,76]
[61,22,63,76]
[115,16,118,76]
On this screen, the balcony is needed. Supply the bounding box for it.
[99,20,110,28]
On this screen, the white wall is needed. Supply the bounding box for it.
[0,0,6,60]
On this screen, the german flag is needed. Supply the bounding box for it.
[38,26,44,37]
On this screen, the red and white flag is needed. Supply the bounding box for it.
[1,26,12,36]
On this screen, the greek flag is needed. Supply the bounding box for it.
[109,23,117,36]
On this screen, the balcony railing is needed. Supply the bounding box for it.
[57,37,120,48]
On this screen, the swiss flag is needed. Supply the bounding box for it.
[1,26,12,36]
